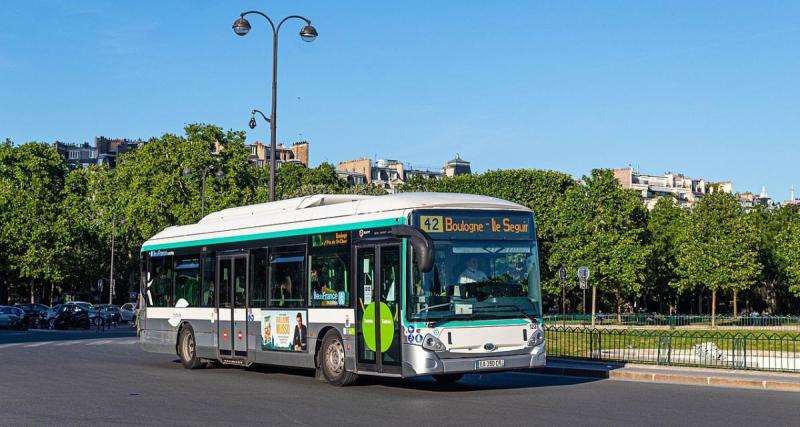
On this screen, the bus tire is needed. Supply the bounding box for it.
[320,332,358,386]
[433,373,464,384]
[178,327,203,370]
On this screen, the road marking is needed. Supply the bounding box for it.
[55,341,81,346]
[0,343,22,349]
[86,340,114,346]
[117,339,139,345]
[25,341,56,347]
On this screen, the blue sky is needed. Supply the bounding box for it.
[1,1,798,199]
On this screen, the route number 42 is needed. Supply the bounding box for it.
[420,215,443,233]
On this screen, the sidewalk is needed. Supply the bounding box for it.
[534,358,800,392]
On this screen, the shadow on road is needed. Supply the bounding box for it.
[0,325,137,344]
[222,362,600,392]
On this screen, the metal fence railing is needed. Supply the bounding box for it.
[545,325,800,372]
[543,313,800,329]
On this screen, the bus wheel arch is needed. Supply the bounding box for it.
[318,329,358,386]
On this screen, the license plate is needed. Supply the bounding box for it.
[475,359,505,369]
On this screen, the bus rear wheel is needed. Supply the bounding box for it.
[178,327,203,369]
[320,332,358,386]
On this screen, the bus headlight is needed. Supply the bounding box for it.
[422,334,446,352]
[528,328,544,347]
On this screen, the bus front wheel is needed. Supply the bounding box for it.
[178,327,203,369]
[320,332,358,386]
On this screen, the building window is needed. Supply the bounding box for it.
[250,146,258,156]
[69,150,79,160]
[269,246,306,308]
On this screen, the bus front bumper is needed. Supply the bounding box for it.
[402,343,546,377]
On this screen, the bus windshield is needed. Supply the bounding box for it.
[409,240,542,323]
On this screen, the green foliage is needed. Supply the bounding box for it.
[548,169,650,313]
[676,192,761,295]
[0,142,69,302]
[647,197,688,308]
[776,216,800,297]
[1,125,798,314]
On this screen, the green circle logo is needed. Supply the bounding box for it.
[362,302,394,352]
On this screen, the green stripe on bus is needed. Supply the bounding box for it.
[141,217,405,252]
[408,318,531,328]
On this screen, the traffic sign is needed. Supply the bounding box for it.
[577,266,590,289]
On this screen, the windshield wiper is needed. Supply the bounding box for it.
[416,301,453,313]
[429,313,476,327]
[475,304,537,322]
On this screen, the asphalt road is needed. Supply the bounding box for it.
[1,328,798,426]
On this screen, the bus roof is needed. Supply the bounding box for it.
[141,192,530,252]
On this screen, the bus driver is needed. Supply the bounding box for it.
[459,257,488,284]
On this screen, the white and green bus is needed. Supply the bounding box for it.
[139,192,545,385]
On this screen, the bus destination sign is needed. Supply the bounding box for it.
[311,232,349,248]
[415,211,534,240]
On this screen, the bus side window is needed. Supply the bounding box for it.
[268,246,306,308]
[174,255,200,307]
[250,249,268,308]
[149,255,174,307]
[201,254,215,307]
[308,245,350,308]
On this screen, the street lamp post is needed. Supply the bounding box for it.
[248,109,271,169]
[109,215,126,305]
[109,214,116,305]
[233,10,317,202]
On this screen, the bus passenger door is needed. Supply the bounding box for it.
[217,255,248,359]
[355,244,402,374]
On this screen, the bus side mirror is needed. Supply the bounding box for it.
[391,225,434,273]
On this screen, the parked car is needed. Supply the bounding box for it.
[50,304,90,330]
[119,302,136,323]
[0,306,26,330]
[14,303,49,328]
[71,301,113,326]
[45,304,63,324]
[93,304,123,324]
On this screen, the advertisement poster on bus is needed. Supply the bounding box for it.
[261,310,307,352]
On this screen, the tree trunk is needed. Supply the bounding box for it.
[733,289,738,318]
[698,293,702,315]
[49,283,55,307]
[615,290,622,323]
[711,289,717,328]
[30,279,35,304]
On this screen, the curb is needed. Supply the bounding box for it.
[611,370,800,392]
[533,364,800,392]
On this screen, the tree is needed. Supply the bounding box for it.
[744,206,799,313]
[776,214,800,298]
[0,143,69,303]
[677,192,760,326]
[57,167,107,302]
[548,169,650,321]
[276,162,350,199]
[646,197,688,314]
